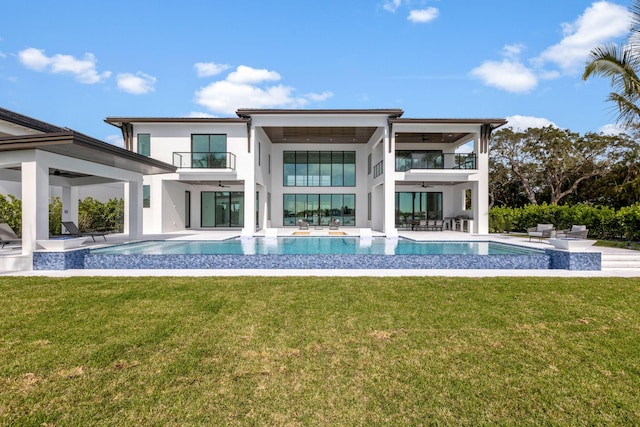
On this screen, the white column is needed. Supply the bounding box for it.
[475,148,489,234]
[124,179,143,239]
[21,157,49,255]
[242,127,256,237]
[382,126,397,237]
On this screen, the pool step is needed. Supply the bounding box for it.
[601,253,640,270]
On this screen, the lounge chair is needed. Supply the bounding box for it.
[298,220,309,230]
[329,219,340,230]
[557,225,588,239]
[0,223,21,248]
[62,221,107,242]
[527,224,556,242]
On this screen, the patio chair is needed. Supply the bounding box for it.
[62,221,108,242]
[415,220,428,231]
[527,224,556,242]
[298,220,309,230]
[433,219,444,231]
[0,223,21,248]
[557,225,588,239]
[329,219,340,230]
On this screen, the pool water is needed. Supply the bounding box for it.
[89,237,543,256]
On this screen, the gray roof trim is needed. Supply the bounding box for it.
[105,117,250,127]
[389,118,508,126]
[236,108,405,118]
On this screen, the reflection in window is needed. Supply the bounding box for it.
[283,193,355,226]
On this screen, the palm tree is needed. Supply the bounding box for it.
[583,1,640,127]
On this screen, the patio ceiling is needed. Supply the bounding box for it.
[262,126,378,144]
[395,132,470,145]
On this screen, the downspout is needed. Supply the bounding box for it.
[246,120,252,153]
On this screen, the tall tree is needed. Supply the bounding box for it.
[583,1,640,127]
[491,127,629,205]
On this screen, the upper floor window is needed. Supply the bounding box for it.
[191,134,227,168]
[283,151,355,187]
[137,134,150,156]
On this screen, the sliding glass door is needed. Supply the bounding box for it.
[201,191,244,227]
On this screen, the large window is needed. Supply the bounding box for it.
[192,134,227,168]
[395,192,442,224]
[396,151,443,171]
[284,151,355,187]
[201,191,244,227]
[283,194,355,226]
[138,134,150,156]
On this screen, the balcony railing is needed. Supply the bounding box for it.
[173,152,236,170]
[395,153,476,171]
[373,160,384,178]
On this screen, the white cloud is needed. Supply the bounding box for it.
[536,1,630,74]
[105,134,124,148]
[194,65,333,115]
[194,62,231,78]
[18,47,111,84]
[505,115,557,131]
[407,7,439,23]
[383,0,401,13]
[503,43,525,59]
[188,111,217,118]
[116,72,156,94]
[0,51,6,59]
[226,65,280,84]
[304,91,334,101]
[470,59,538,93]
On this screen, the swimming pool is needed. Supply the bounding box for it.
[89,237,542,256]
[31,237,601,271]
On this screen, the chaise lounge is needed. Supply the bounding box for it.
[62,221,108,242]
[0,223,21,248]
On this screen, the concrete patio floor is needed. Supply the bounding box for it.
[2,229,640,277]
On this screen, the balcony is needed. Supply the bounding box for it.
[173,152,236,170]
[395,152,476,171]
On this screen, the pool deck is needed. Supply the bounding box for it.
[2,228,639,277]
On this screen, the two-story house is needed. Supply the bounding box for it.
[106,109,506,236]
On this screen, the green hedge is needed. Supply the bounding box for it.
[1,195,124,237]
[489,203,640,241]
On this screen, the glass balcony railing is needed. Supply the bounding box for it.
[395,152,476,171]
[172,152,236,169]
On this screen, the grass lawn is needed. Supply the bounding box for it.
[1,276,639,426]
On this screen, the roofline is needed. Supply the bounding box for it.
[105,117,251,128]
[0,107,65,133]
[236,108,405,118]
[389,118,508,126]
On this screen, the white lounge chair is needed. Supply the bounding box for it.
[0,223,21,248]
[527,224,556,242]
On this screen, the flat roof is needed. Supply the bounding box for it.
[236,108,405,118]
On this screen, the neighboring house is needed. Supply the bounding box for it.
[105,109,506,236]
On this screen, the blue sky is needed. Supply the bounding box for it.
[0,0,633,147]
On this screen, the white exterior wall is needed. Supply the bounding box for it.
[131,122,251,233]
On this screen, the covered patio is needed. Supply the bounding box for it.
[0,120,175,269]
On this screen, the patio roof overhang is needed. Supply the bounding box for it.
[0,131,176,175]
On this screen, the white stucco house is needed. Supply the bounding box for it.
[104,109,507,237]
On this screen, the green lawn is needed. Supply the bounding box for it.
[1,276,639,426]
